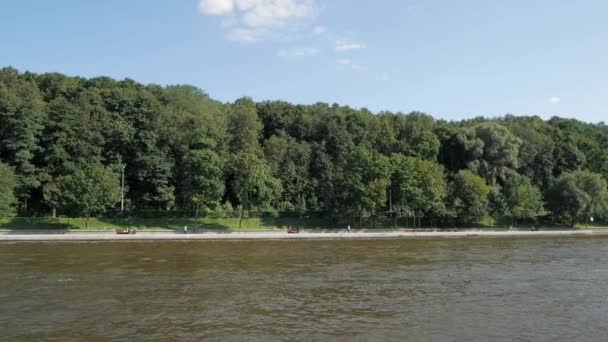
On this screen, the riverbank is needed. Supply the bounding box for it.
[3,217,606,232]
[2,229,608,241]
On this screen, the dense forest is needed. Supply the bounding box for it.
[1,67,607,227]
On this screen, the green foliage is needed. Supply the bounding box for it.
[0,162,17,216]
[227,97,262,154]
[449,170,492,225]
[44,163,120,226]
[0,67,46,204]
[466,123,522,186]
[228,152,282,227]
[336,147,390,223]
[502,175,545,221]
[264,134,311,210]
[390,154,447,225]
[179,149,225,212]
[546,170,608,226]
[2,67,608,228]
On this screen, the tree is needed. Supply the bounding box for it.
[44,163,120,227]
[467,123,522,186]
[502,175,545,222]
[449,170,492,225]
[0,68,46,211]
[179,149,225,215]
[553,140,585,176]
[0,162,17,216]
[263,135,311,211]
[227,97,262,154]
[228,152,282,228]
[546,170,608,226]
[333,147,390,226]
[390,154,447,227]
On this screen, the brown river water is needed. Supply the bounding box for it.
[1,237,607,341]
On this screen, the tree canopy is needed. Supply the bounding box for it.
[0,162,17,216]
[2,67,608,227]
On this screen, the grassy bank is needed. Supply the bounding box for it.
[1,216,606,231]
[0,216,332,231]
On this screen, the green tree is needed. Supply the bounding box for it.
[227,97,263,154]
[449,170,492,225]
[467,123,522,186]
[179,149,225,215]
[546,170,608,226]
[263,135,311,211]
[502,175,545,222]
[228,152,282,228]
[335,147,390,226]
[44,163,120,227]
[390,154,447,227]
[0,68,46,211]
[0,162,17,216]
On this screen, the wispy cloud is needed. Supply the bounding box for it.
[335,39,366,51]
[199,0,318,43]
[278,47,320,57]
[549,96,561,104]
[337,59,365,71]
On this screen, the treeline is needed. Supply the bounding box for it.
[1,67,607,227]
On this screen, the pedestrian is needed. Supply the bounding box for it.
[347,225,351,233]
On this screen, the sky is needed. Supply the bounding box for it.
[1,0,607,122]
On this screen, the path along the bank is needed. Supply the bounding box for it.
[1,229,608,241]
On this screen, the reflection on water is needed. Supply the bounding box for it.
[1,238,608,341]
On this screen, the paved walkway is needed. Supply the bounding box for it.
[1,230,607,241]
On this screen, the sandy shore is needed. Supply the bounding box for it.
[1,229,608,241]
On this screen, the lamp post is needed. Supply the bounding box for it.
[121,164,126,212]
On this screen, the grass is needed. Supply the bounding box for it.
[575,222,608,229]
[1,216,605,231]
[0,216,332,231]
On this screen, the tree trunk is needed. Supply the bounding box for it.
[52,208,56,218]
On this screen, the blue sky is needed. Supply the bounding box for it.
[1,0,607,122]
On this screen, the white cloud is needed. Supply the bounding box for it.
[278,47,320,57]
[335,39,365,51]
[549,96,561,104]
[199,0,317,43]
[199,0,234,15]
[313,25,327,34]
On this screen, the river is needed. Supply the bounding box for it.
[1,237,607,341]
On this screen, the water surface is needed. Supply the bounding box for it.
[1,238,607,341]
